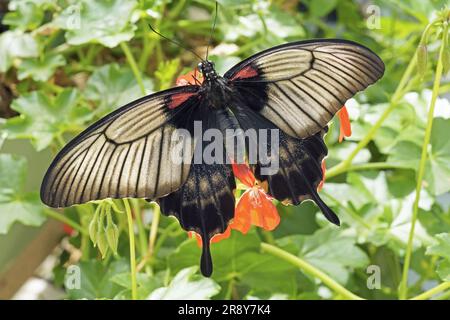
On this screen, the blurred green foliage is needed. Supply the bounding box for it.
[0,0,450,300]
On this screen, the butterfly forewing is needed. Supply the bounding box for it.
[40,86,200,207]
[226,39,385,139]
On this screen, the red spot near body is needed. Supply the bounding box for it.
[168,92,195,109]
[231,65,258,80]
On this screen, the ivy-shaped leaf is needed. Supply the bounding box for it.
[426,233,450,281]
[388,118,450,195]
[66,259,129,299]
[110,271,163,299]
[17,54,66,82]
[0,30,38,72]
[4,89,92,151]
[278,227,369,285]
[2,1,45,31]
[53,0,138,48]
[84,63,153,115]
[147,267,220,300]
[0,154,46,234]
[322,172,434,252]
[169,231,299,296]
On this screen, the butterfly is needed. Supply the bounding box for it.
[41,39,384,276]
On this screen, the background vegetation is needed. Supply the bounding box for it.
[0,0,449,300]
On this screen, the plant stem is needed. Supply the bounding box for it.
[123,198,138,300]
[132,199,148,257]
[148,202,161,258]
[137,219,178,272]
[120,42,147,95]
[261,243,364,300]
[436,288,450,300]
[43,208,87,236]
[410,282,450,300]
[326,162,409,179]
[399,22,448,300]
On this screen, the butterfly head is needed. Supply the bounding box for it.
[198,61,217,81]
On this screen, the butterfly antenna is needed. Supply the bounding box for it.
[147,23,204,61]
[205,1,219,61]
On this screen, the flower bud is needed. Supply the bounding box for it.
[96,228,109,258]
[88,209,99,246]
[417,44,428,79]
[105,213,119,254]
[443,48,450,75]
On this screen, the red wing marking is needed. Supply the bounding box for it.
[168,92,196,109]
[231,65,259,80]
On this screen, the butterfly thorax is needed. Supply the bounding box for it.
[199,61,234,109]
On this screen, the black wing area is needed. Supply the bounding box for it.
[231,103,339,225]
[157,107,237,277]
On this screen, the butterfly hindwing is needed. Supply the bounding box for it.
[225,39,385,139]
[158,107,237,276]
[231,103,339,225]
[40,85,200,207]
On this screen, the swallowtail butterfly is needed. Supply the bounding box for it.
[41,39,384,276]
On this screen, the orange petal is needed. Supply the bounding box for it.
[188,231,203,247]
[232,187,280,233]
[231,161,255,188]
[212,226,231,243]
[176,70,203,86]
[176,77,191,86]
[318,159,326,191]
[188,226,231,248]
[230,189,253,234]
[337,106,352,143]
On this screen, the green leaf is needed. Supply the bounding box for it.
[0,154,46,234]
[0,30,38,72]
[323,172,434,251]
[84,63,153,115]
[66,259,129,299]
[223,8,303,43]
[169,231,298,296]
[53,0,138,48]
[388,118,450,195]
[426,233,450,261]
[436,261,450,281]
[3,1,45,31]
[277,228,369,285]
[426,233,450,281]
[273,201,320,237]
[17,54,66,82]
[111,272,163,299]
[154,59,180,90]
[147,267,220,300]
[4,89,92,151]
[308,0,338,17]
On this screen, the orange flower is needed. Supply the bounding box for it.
[317,159,326,191]
[230,162,280,234]
[176,69,203,86]
[187,162,280,247]
[337,105,352,142]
